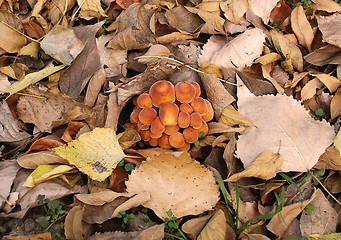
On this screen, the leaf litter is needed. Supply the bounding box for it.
[0,0,340,239]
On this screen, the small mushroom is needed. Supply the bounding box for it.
[138,107,157,125]
[159,102,179,126]
[202,99,214,122]
[191,97,209,116]
[169,132,185,148]
[183,127,199,143]
[137,121,149,131]
[197,120,208,136]
[176,142,191,151]
[150,117,165,135]
[158,134,171,149]
[148,138,158,147]
[175,81,196,103]
[178,111,191,128]
[190,112,203,129]
[137,92,152,108]
[149,80,175,107]
[150,130,163,139]
[129,107,141,123]
[140,130,151,141]
[164,125,180,135]
[179,103,194,114]
[190,81,201,97]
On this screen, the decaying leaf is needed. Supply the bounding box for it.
[64,205,84,240]
[76,0,107,18]
[0,100,31,145]
[248,0,279,23]
[226,150,283,181]
[317,14,341,48]
[310,73,341,93]
[309,233,341,240]
[330,88,341,120]
[53,128,125,181]
[125,152,219,219]
[311,0,341,12]
[305,45,341,66]
[0,161,20,209]
[291,5,314,51]
[17,151,70,169]
[236,80,335,172]
[219,105,255,127]
[197,209,227,240]
[301,78,323,101]
[220,0,249,25]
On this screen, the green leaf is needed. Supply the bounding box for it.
[129,213,135,219]
[6,65,65,99]
[315,108,324,117]
[125,163,135,172]
[318,169,325,176]
[38,216,49,228]
[287,235,299,240]
[167,209,173,218]
[142,215,150,223]
[304,203,315,213]
[123,216,129,223]
[198,131,204,138]
[194,140,200,148]
[47,199,60,210]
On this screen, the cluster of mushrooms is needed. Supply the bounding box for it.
[128,80,214,151]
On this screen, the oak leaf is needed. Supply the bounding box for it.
[236,81,335,172]
[53,128,125,181]
[125,152,219,220]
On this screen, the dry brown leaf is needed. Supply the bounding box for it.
[301,78,323,101]
[291,5,314,51]
[236,80,335,172]
[330,88,341,120]
[112,192,151,217]
[269,0,292,25]
[219,105,255,127]
[226,151,283,181]
[316,146,341,171]
[0,161,20,210]
[59,36,101,101]
[270,30,303,72]
[236,71,277,96]
[300,189,338,235]
[248,0,279,23]
[310,73,341,93]
[135,224,164,240]
[261,65,285,94]
[17,151,69,169]
[211,28,266,71]
[267,191,316,238]
[47,0,76,25]
[0,62,28,80]
[312,0,341,13]
[126,152,219,220]
[0,10,27,53]
[64,205,85,240]
[16,86,94,133]
[26,137,64,153]
[84,67,106,107]
[305,45,341,66]
[220,0,249,24]
[324,171,341,194]
[75,190,134,206]
[197,209,227,240]
[117,127,141,150]
[255,52,282,65]
[76,0,107,18]
[2,232,52,240]
[107,3,156,50]
[137,44,171,65]
[316,14,341,48]
[61,121,87,142]
[181,213,213,239]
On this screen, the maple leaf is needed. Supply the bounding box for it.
[125,152,219,220]
[236,81,335,172]
[53,128,125,181]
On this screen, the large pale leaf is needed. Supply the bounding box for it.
[316,14,341,48]
[125,152,219,220]
[236,80,335,172]
[248,0,279,23]
[211,28,266,71]
[53,128,125,181]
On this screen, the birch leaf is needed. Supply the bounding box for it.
[53,128,125,181]
[291,5,314,51]
[236,80,335,172]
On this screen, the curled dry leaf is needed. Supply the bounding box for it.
[197,209,227,240]
[316,14,341,48]
[227,150,283,181]
[137,44,171,65]
[301,78,323,101]
[0,161,20,209]
[304,45,341,66]
[181,212,213,239]
[310,73,341,93]
[17,151,69,169]
[64,205,85,240]
[53,128,125,181]
[311,0,341,12]
[236,80,335,172]
[220,0,249,25]
[76,0,107,18]
[316,146,341,171]
[111,192,151,217]
[75,190,134,206]
[330,88,341,120]
[248,0,279,23]
[125,152,219,220]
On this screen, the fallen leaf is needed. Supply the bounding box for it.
[0,161,20,209]
[197,209,227,240]
[47,0,76,24]
[310,73,341,93]
[61,121,87,142]
[236,71,277,96]
[220,0,249,25]
[309,233,341,240]
[211,28,266,71]
[135,224,164,240]
[23,164,76,187]
[270,30,303,72]
[269,0,292,25]
[236,80,335,172]
[108,166,129,192]
[53,128,126,181]
[137,44,171,65]
[301,78,323,101]
[198,35,227,66]
[0,100,31,145]
[291,5,314,51]
[112,192,151,217]
[248,0,279,23]
[107,3,156,50]
[0,62,28,80]
[300,189,338,235]
[316,14,341,48]
[84,66,106,107]
[76,0,107,18]
[0,73,10,93]
[75,190,134,206]
[6,64,65,99]
[117,127,141,150]
[305,45,341,66]
[330,87,341,120]
[219,105,255,127]
[316,146,341,171]
[226,150,283,181]
[2,232,52,240]
[64,205,85,240]
[181,212,213,239]
[40,25,82,65]
[17,151,70,169]
[16,86,94,132]
[125,152,219,219]
[0,10,27,53]
[312,0,341,12]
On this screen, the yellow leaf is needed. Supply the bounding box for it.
[219,105,255,127]
[197,209,227,240]
[226,151,283,181]
[309,233,341,240]
[53,128,125,181]
[6,65,65,99]
[23,164,75,187]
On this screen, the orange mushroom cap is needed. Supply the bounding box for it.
[140,130,151,141]
[150,117,165,134]
[178,111,190,128]
[150,130,163,139]
[130,107,141,123]
[137,121,149,131]
[138,107,157,125]
[149,80,176,107]
[169,132,185,148]
[176,142,191,151]
[148,138,158,147]
[190,112,203,129]
[159,102,179,126]
[191,97,209,116]
[137,92,152,108]
[197,119,208,137]
[164,125,180,135]
[190,82,201,97]
[183,127,199,143]
[202,99,214,122]
[158,134,171,149]
[175,81,196,103]
[179,103,194,114]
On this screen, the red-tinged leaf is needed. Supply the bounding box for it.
[26,138,64,153]
[269,0,292,25]
[61,121,87,142]
[108,166,128,192]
